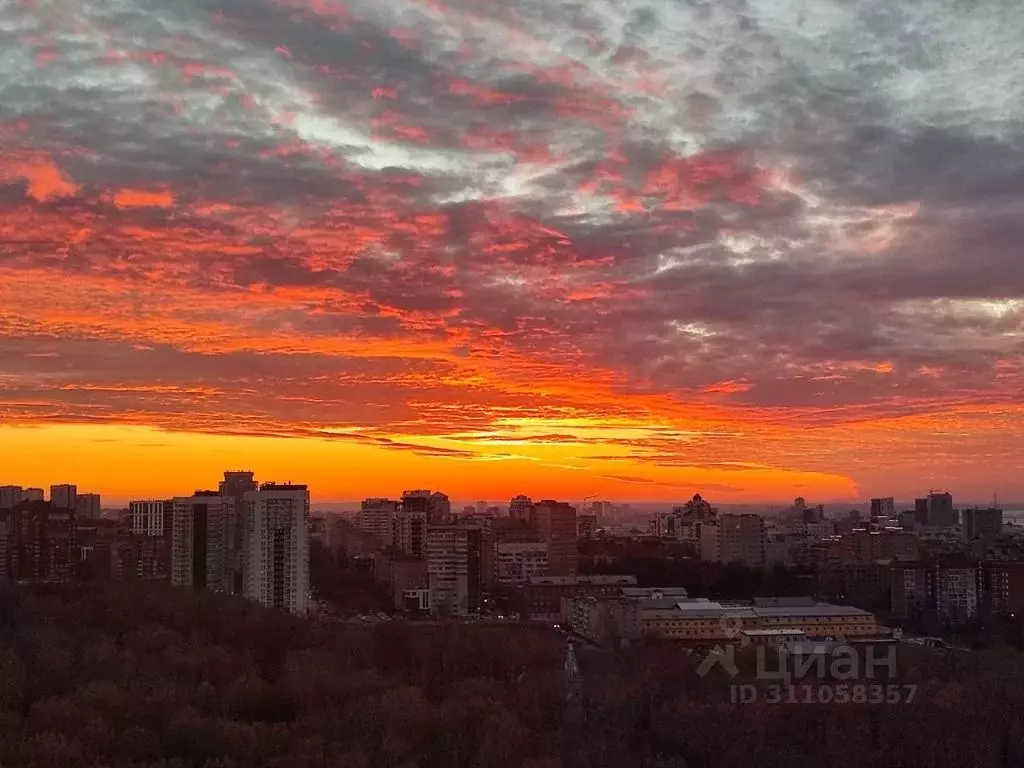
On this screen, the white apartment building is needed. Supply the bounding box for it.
[495,541,549,585]
[243,483,310,616]
[131,499,168,537]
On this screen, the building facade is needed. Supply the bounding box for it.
[495,541,549,585]
[50,484,77,510]
[565,596,643,647]
[533,500,578,576]
[376,553,429,609]
[926,492,957,528]
[76,493,101,520]
[718,514,766,567]
[509,495,534,522]
[357,498,399,547]
[4,501,76,582]
[219,470,258,595]
[641,598,882,643]
[171,493,222,588]
[890,560,979,625]
[523,574,638,623]
[131,500,171,537]
[832,530,919,563]
[396,491,430,557]
[243,483,310,616]
[0,486,23,510]
[114,533,172,580]
[429,492,451,524]
[870,497,895,522]
[963,507,1003,542]
[426,525,483,616]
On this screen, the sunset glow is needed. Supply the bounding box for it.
[2,0,1023,504]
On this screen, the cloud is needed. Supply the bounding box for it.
[113,189,175,209]
[1,0,1023,499]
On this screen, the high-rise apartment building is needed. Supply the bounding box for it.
[5,501,76,582]
[0,486,23,509]
[870,497,895,522]
[426,524,483,616]
[49,484,77,510]
[914,498,929,527]
[130,500,171,537]
[718,514,766,567]
[0,514,11,578]
[219,470,258,594]
[243,483,310,616]
[171,492,224,589]
[76,493,101,520]
[397,490,430,557]
[429,492,451,524]
[509,495,534,522]
[963,507,1003,542]
[533,500,578,576]
[927,492,957,528]
[358,498,399,547]
[890,560,978,624]
[22,489,44,503]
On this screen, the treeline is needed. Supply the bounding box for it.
[2,580,1024,767]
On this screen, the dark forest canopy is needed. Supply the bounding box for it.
[1,580,1024,767]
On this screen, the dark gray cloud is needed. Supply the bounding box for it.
[2,0,1024,498]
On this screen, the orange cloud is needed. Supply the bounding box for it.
[112,189,176,209]
[2,156,78,202]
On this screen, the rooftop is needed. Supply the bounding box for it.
[637,602,875,620]
[621,587,690,599]
[526,575,638,587]
[753,604,874,618]
[753,596,816,608]
[260,482,309,491]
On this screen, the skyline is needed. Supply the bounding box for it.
[3,1,1024,502]
[3,466,1020,510]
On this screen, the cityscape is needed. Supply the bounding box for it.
[4,0,1024,763]
[3,479,1019,640]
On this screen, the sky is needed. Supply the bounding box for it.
[1,0,1023,505]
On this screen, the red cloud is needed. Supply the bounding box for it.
[112,189,176,209]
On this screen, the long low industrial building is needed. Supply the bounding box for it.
[565,595,887,647]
